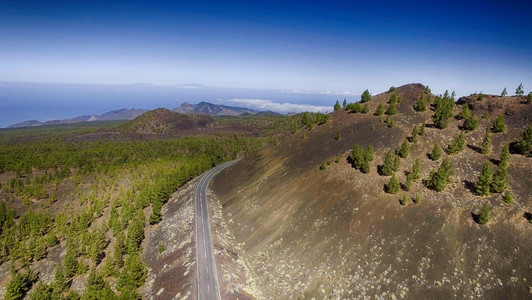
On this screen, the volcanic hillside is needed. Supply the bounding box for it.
[120,108,216,134]
[212,83,532,299]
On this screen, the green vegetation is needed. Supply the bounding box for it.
[346,102,362,113]
[342,99,347,107]
[462,114,478,131]
[490,144,510,193]
[501,87,507,96]
[320,161,327,170]
[478,203,491,225]
[300,112,330,129]
[374,104,384,116]
[381,149,400,176]
[514,125,532,156]
[335,131,342,141]
[400,194,408,206]
[432,91,456,129]
[476,161,493,196]
[516,83,524,96]
[527,92,532,104]
[361,89,372,103]
[398,140,409,158]
[385,116,394,128]
[361,103,370,114]
[419,124,425,136]
[409,126,418,143]
[503,192,514,204]
[481,129,492,154]
[385,174,400,194]
[491,115,506,133]
[334,100,341,111]
[389,86,397,92]
[5,269,37,300]
[386,103,397,115]
[413,93,427,112]
[457,105,470,120]
[413,195,421,204]
[427,158,454,192]
[349,144,373,174]
[447,133,465,154]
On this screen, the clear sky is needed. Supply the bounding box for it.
[1,0,531,126]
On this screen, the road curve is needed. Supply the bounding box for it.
[195,159,239,300]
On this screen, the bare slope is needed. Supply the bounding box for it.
[212,84,532,299]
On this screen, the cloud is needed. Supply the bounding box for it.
[228,98,331,114]
[0,83,10,88]
[281,89,359,96]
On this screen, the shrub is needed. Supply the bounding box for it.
[319,162,327,170]
[342,99,347,107]
[501,87,507,96]
[419,123,425,136]
[347,102,362,113]
[84,271,116,299]
[374,104,384,116]
[398,140,409,158]
[476,161,493,196]
[481,129,492,154]
[515,83,524,96]
[386,174,400,194]
[457,105,470,120]
[335,131,341,141]
[427,158,454,192]
[409,126,418,143]
[432,92,455,129]
[334,100,341,111]
[514,125,532,156]
[499,144,510,169]
[413,195,421,204]
[361,103,369,114]
[503,192,514,204]
[385,116,394,128]
[447,133,465,154]
[413,94,427,112]
[528,92,532,104]
[30,282,53,300]
[361,89,372,103]
[349,144,373,173]
[400,194,408,206]
[5,269,36,300]
[389,86,397,92]
[430,144,442,161]
[411,158,421,181]
[462,114,478,131]
[491,167,508,193]
[382,149,400,176]
[478,202,491,225]
[491,115,506,133]
[386,103,397,115]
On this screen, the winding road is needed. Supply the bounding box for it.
[195,159,239,300]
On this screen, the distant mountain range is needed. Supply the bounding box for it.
[7,108,149,128]
[6,102,267,128]
[173,102,258,116]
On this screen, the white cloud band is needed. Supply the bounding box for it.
[228,98,331,114]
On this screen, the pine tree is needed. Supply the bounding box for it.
[476,161,493,196]
[462,114,478,131]
[515,126,532,156]
[342,99,347,107]
[478,202,491,225]
[334,100,341,111]
[400,194,408,206]
[386,103,397,115]
[447,133,465,154]
[335,131,342,141]
[386,174,400,194]
[528,92,532,104]
[361,89,372,103]
[503,192,514,204]
[481,129,492,154]
[413,94,427,112]
[411,158,421,181]
[516,83,524,96]
[491,115,506,133]
[382,149,400,176]
[501,88,507,96]
[410,126,418,143]
[389,86,397,92]
[427,158,454,192]
[398,140,409,158]
[419,123,425,136]
[361,103,369,114]
[374,103,384,116]
[457,105,470,120]
[499,144,510,169]
[413,194,421,204]
[491,167,508,193]
[430,144,443,161]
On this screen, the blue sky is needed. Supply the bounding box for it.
[1,0,531,126]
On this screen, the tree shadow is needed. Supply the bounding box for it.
[524,212,532,222]
[471,212,481,224]
[489,158,500,166]
[509,141,521,155]
[377,165,386,176]
[424,123,438,129]
[467,144,483,154]
[401,183,409,191]
[463,180,476,194]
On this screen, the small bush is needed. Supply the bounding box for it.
[319,162,327,170]
[457,105,470,120]
[374,104,384,116]
[382,149,400,176]
[491,115,506,133]
[419,123,425,136]
[400,194,408,206]
[334,100,341,111]
[389,86,397,92]
[413,195,421,204]
[398,140,410,158]
[427,158,454,192]
[514,125,532,156]
[462,115,478,131]
[386,103,397,115]
[503,192,514,204]
[478,203,491,225]
[527,92,532,104]
[409,126,418,143]
[481,129,492,154]
[430,144,442,161]
[385,116,394,128]
[361,103,370,114]
[335,131,342,141]
[386,174,400,194]
[447,133,465,154]
[413,94,427,112]
[476,161,493,196]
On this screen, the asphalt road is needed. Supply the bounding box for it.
[195,159,239,300]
